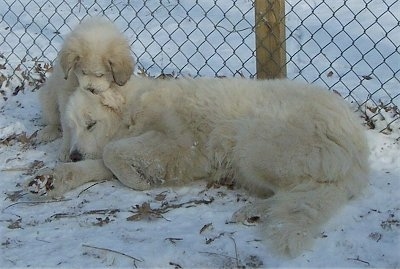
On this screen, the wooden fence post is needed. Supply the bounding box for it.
[255,0,287,79]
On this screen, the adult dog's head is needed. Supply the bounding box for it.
[59,17,134,93]
[65,87,125,161]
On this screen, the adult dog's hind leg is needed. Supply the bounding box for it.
[103,131,177,191]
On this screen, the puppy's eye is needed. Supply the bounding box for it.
[82,70,88,75]
[96,73,104,78]
[86,120,97,131]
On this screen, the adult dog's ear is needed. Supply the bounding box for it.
[106,39,134,86]
[59,48,80,80]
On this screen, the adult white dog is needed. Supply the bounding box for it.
[29,77,369,257]
[36,17,134,161]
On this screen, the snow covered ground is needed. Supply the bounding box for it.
[1,0,399,268]
[1,90,399,268]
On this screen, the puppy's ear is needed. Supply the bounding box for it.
[106,39,134,86]
[109,57,134,86]
[98,89,125,115]
[59,48,80,80]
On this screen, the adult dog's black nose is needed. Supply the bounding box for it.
[69,150,83,162]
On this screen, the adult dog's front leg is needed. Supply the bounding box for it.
[58,126,71,162]
[26,159,113,198]
[103,131,178,191]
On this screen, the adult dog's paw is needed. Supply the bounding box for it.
[26,168,56,197]
[25,166,72,199]
[231,203,263,224]
[27,174,55,196]
[230,200,274,225]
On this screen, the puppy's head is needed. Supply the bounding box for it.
[59,17,134,93]
[65,87,125,161]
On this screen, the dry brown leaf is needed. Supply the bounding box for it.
[127,202,163,221]
[155,192,167,201]
[7,219,22,229]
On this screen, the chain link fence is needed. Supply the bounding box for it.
[1,0,399,133]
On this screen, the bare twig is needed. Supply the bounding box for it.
[82,244,142,267]
[160,197,214,212]
[165,237,183,245]
[77,180,107,197]
[199,222,213,234]
[2,199,71,213]
[6,259,16,266]
[36,237,51,243]
[169,261,183,268]
[347,256,370,266]
[1,166,30,172]
[127,198,213,222]
[206,232,226,244]
[50,208,120,220]
[229,236,240,268]
[198,251,238,262]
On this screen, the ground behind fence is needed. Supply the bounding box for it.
[1,0,399,134]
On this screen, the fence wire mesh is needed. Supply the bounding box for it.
[1,0,399,133]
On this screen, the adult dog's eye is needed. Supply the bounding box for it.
[86,120,97,131]
[96,73,104,77]
[82,70,88,75]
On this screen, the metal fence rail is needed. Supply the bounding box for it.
[1,0,399,133]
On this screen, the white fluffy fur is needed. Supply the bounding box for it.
[34,77,369,257]
[37,17,134,161]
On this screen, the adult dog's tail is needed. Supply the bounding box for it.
[261,175,364,257]
[233,162,368,257]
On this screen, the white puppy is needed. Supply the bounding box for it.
[37,17,134,161]
[29,77,369,257]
